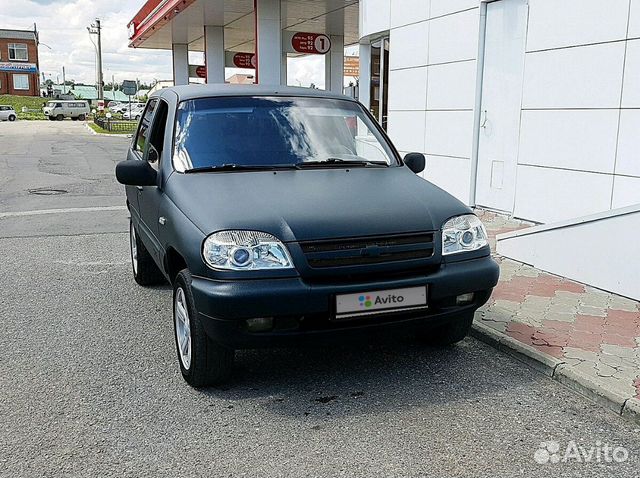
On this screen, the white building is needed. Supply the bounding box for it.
[359,0,640,224]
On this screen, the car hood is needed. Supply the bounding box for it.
[165,167,471,242]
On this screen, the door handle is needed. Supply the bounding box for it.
[480,110,488,129]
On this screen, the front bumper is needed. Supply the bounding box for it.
[190,255,499,348]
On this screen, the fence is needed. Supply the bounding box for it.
[94,117,138,134]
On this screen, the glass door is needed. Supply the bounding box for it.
[369,37,390,130]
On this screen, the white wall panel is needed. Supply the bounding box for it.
[390,0,430,28]
[612,176,640,208]
[387,111,426,153]
[387,67,428,110]
[424,111,474,158]
[389,22,429,70]
[522,42,626,109]
[423,155,471,202]
[630,0,640,38]
[615,109,640,177]
[360,0,391,37]
[526,0,629,52]
[513,166,614,223]
[430,0,478,19]
[428,9,479,64]
[518,110,619,173]
[622,39,640,107]
[426,60,477,110]
[497,207,640,300]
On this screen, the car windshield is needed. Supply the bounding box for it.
[173,96,397,172]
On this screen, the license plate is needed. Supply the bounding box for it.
[335,286,428,319]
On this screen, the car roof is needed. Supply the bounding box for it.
[152,84,357,103]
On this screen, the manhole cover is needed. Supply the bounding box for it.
[28,188,68,196]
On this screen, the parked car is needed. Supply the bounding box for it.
[115,85,500,387]
[43,100,90,121]
[0,105,17,121]
[122,105,145,120]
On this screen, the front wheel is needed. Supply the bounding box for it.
[56,114,64,121]
[77,114,86,121]
[8,114,16,122]
[417,312,474,346]
[174,269,234,387]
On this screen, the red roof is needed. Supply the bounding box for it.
[128,0,197,48]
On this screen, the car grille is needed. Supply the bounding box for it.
[299,233,435,268]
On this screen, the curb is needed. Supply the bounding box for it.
[471,321,640,424]
[471,321,563,377]
[622,398,640,423]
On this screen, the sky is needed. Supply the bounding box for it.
[0,0,337,88]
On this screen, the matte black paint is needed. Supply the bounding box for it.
[118,85,499,347]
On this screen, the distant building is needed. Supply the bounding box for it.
[148,80,174,96]
[0,28,40,96]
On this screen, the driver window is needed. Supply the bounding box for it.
[145,100,169,171]
[134,99,157,155]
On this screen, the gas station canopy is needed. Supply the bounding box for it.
[128,0,359,54]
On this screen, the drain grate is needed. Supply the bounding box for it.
[28,188,68,196]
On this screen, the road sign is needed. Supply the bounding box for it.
[285,32,331,55]
[344,57,360,77]
[121,80,137,96]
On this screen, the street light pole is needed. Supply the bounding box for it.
[87,19,104,103]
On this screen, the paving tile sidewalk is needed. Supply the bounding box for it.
[472,209,640,422]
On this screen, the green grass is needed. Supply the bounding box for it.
[0,94,47,120]
[87,122,132,135]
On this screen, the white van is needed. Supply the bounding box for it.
[43,100,90,121]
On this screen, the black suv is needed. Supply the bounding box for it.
[116,85,499,387]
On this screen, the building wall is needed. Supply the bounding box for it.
[0,37,40,96]
[360,0,640,224]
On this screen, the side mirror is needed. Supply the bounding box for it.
[404,152,425,174]
[116,160,157,186]
[147,144,159,163]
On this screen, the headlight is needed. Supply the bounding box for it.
[202,230,293,270]
[442,215,489,255]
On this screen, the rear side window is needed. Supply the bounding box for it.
[135,99,158,154]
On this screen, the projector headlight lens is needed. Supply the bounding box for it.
[203,230,293,270]
[442,215,489,256]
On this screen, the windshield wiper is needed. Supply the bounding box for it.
[184,164,298,173]
[296,158,388,168]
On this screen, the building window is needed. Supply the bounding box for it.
[8,43,28,61]
[13,74,29,90]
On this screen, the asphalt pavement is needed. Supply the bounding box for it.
[0,121,639,477]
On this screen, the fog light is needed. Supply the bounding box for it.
[456,293,475,305]
[246,317,274,332]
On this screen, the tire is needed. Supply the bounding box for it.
[56,114,64,121]
[48,116,55,121]
[129,220,165,286]
[174,269,234,387]
[8,115,16,122]
[71,117,78,121]
[417,312,474,346]
[78,114,86,121]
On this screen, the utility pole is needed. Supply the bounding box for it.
[62,66,66,94]
[87,19,104,103]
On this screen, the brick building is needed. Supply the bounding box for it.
[0,28,40,96]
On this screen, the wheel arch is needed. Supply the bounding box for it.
[165,247,188,284]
